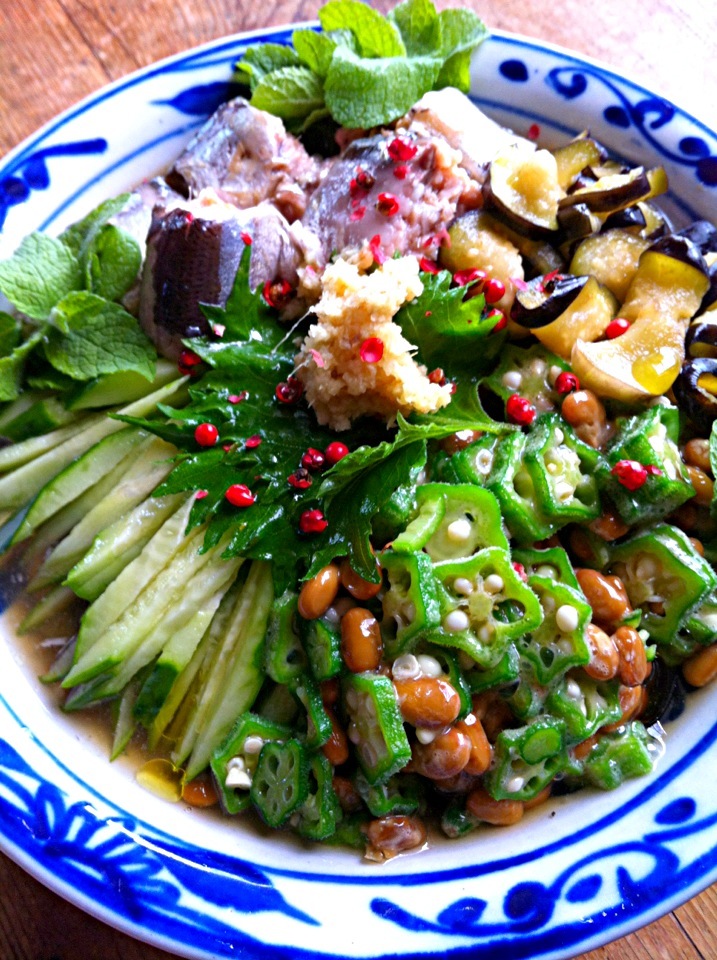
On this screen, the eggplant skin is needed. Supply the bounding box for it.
[673,356,717,432]
[510,274,588,329]
[139,208,233,360]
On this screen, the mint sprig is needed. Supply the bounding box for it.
[234,0,487,132]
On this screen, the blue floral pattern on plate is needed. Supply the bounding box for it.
[1,26,717,960]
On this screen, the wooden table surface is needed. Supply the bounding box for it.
[1,1,716,958]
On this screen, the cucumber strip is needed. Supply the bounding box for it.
[110,676,143,761]
[0,376,187,513]
[72,496,194,659]
[0,391,43,431]
[39,638,77,684]
[0,416,99,475]
[1,396,79,443]
[66,358,178,411]
[64,524,219,686]
[18,585,80,634]
[178,560,274,780]
[97,554,241,698]
[30,436,176,588]
[147,580,244,751]
[15,427,148,547]
[65,493,186,601]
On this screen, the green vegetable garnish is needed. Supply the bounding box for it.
[235,0,488,131]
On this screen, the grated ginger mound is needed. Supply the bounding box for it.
[296,256,453,431]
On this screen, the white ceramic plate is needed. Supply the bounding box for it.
[1,25,717,960]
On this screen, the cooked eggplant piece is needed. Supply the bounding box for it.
[557,203,601,243]
[139,196,308,359]
[483,146,564,238]
[531,276,617,358]
[678,220,717,255]
[601,205,647,233]
[673,357,717,431]
[647,234,708,272]
[686,314,717,358]
[557,166,667,215]
[570,241,710,402]
[637,200,672,239]
[699,260,717,315]
[569,229,650,302]
[552,134,607,190]
[510,273,588,328]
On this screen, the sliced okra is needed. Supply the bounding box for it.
[264,590,307,686]
[507,653,552,722]
[682,587,717,645]
[342,672,411,786]
[610,524,717,645]
[582,721,655,790]
[486,431,558,544]
[392,483,508,559]
[545,673,622,743]
[512,545,580,590]
[466,642,520,695]
[523,413,601,524]
[482,342,570,413]
[354,771,423,818]
[440,798,481,838]
[295,675,333,750]
[597,403,694,524]
[250,738,310,828]
[300,615,342,682]
[441,434,499,488]
[295,754,341,841]
[520,575,592,685]
[210,712,292,815]
[381,549,442,657]
[485,716,568,802]
[431,547,544,668]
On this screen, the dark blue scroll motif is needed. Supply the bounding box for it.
[0,138,108,231]
[545,65,717,187]
[153,80,247,116]
[371,795,717,958]
[0,738,317,953]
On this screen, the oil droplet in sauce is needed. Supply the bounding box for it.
[136,757,183,802]
[632,348,681,395]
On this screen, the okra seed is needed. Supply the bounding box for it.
[447,518,472,542]
[453,577,474,596]
[555,481,574,502]
[549,364,563,385]
[542,596,556,613]
[556,604,580,633]
[362,743,378,767]
[348,722,361,744]
[536,564,557,579]
[484,574,504,594]
[502,371,523,390]
[415,726,443,744]
[444,610,470,632]
[345,689,359,711]
[392,654,421,681]
[416,654,443,678]
[532,359,547,378]
[474,449,494,475]
[566,678,582,700]
[553,428,564,444]
[478,624,494,643]
[225,758,252,790]
[635,557,659,581]
[547,462,559,475]
[243,736,265,755]
[639,629,650,642]
[506,776,525,793]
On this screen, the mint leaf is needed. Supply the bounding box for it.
[394,269,504,375]
[436,9,488,90]
[45,292,155,381]
[0,330,43,402]
[292,29,337,78]
[236,43,302,91]
[251,66,326,126]
[86,224,142,302]
[60,194,130,260]
[389,0,441,56]
[0,313,21,357]
[0,234,82,320]
[324,46,441,128]
[319,0,406,58]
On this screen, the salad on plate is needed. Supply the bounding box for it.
[1,0,717,864]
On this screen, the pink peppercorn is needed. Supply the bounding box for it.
[506,394,537,427]
[611,460,649,491]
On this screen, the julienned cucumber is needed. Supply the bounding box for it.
[65,492,185,601]
[0,396,79,442]
[0,416,99,475]
[71,497,195,660]
[0,376,187,513]
[172,560,274,781]
[14,427,148,544]
[63,521,210,685]
[30,435,177,589]
[64,358,178,411]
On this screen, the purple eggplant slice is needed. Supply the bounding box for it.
[510,273,589,328]
[483,147,563,239]
[139,195,311,360]
[647,234,709,274]
[673,356,717,431]
[557,166,664,214]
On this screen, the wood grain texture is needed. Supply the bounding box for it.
[0,1,716,958]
